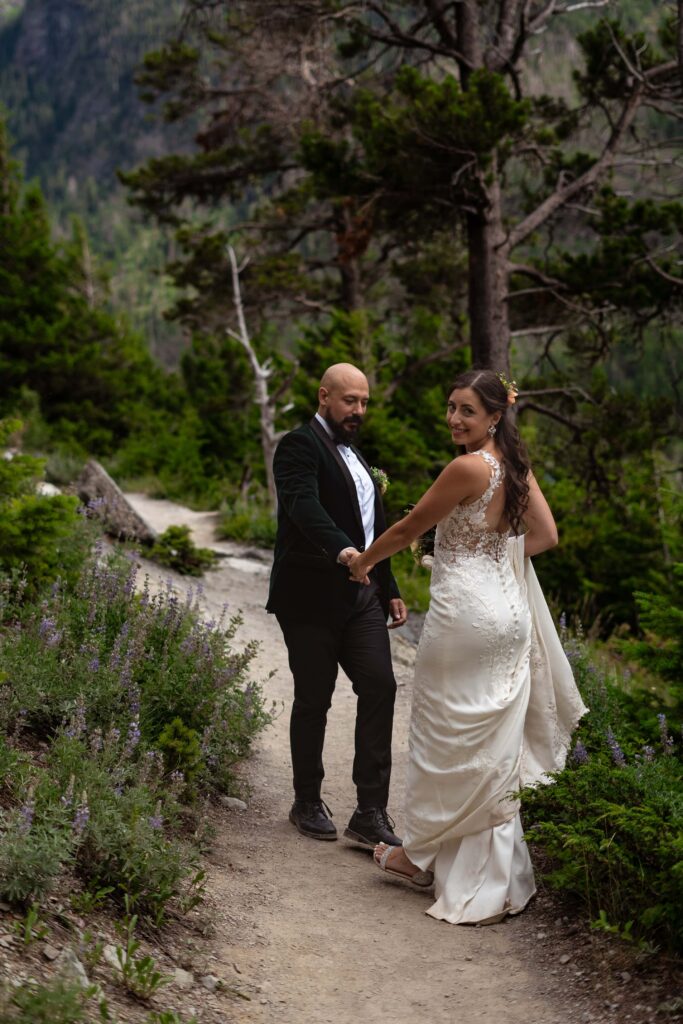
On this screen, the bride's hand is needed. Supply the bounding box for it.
[348,553,372,585]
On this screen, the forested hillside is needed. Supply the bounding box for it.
[0,0,190,358]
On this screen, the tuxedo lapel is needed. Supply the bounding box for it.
[309,418,365,538]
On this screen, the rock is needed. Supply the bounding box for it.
[76,460,157,542]
[536,932,548,940]
[620,971,632,984]
[0,901,10,911]
[221,796,248,811]
[173,967,194,991]
[36,481,61,496]
[559,953,572,965]
[201,974,220,992]
[56,947,90,988]
[42,944,60,961]
[102,944,122,971]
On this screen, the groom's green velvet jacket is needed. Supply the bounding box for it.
[266,418,400,622]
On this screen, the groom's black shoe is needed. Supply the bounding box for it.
[343,807,402,848]
[289,799,337,840]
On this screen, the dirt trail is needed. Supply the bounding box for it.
[127,494,571,1024]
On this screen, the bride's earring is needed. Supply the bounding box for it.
[487,423,497,437]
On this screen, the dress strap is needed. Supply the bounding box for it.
[464,450,504,504]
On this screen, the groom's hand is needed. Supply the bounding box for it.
[388,598,408,629]
[339,547,371,585]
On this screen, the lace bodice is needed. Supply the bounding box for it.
[434,450,508,566]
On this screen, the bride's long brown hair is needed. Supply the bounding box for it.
[448,368,531,535]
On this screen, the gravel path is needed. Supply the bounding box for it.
[124,494,621,1024]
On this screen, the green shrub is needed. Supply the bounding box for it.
[0,420,87,599]
[0,977,98,1024]
[521,631,683,953]
[148,525,217,576]
[0,803,74,905]
[219,488,277,548]
[157,718,204,785]
[391,549,430,613]
[0,532,271,923]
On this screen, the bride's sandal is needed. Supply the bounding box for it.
[375,843,434,889]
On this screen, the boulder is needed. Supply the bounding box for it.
[77,460,157,543]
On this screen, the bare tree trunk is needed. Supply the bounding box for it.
[467,166,511,372]
[227,245,282,511]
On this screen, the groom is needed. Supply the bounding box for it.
[267,362,407,847]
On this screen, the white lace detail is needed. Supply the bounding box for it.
[433,450,508,573]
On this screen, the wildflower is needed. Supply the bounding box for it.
[641,745,655,763]
[18,795,35,835]
[571,740,589,765]
[61,775,75,808]
[123,718,141,756]
[559,612,567,631]
[89,728,103,754]
[657,713,674,756]
[73,792,90,835]
[39,615,62,648]
[64,696,87,740]
[148,801,163,831]
[606,728,626,767]
[88,656,100,673]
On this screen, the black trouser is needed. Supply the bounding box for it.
[276,582,397,810]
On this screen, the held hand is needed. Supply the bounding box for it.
[348,552,372,585]
[388,598,408,630]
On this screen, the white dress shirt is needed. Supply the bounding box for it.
[315,413,375,553]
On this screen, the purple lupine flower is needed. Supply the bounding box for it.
[64,697,87,740]
[89,728,103,754]
[606,728,626,767]
[571,740,589,765]
[18,798,35,835]
[658,713,674,756]
[88,656,100,673]
[73,793,89,835]
[109,622,130,672]
[123,718,141,756]
[39,615,58,641]
[559,612,567,631]
[148,802,163,830]
[61,775,75,807]
[642,745,655,763]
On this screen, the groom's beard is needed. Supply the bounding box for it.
[324,411,364,445]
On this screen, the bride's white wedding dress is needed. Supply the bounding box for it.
[403,450,586,924]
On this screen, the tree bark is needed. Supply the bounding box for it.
[466,166,510,372]
[227,245,282,511]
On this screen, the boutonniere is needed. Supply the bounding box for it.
[370,467,390,495]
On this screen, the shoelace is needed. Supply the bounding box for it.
[376,808,396,831]
[308,799,333,819]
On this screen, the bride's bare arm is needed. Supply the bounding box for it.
[349,457,487,579]
[523,473,558,557]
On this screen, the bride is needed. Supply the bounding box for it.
[348,368,586,925]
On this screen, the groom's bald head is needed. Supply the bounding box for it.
[318,363,369,443]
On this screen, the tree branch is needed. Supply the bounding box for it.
[515,399,583,435]
[506,83,643,252]
[644,255,683,287]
